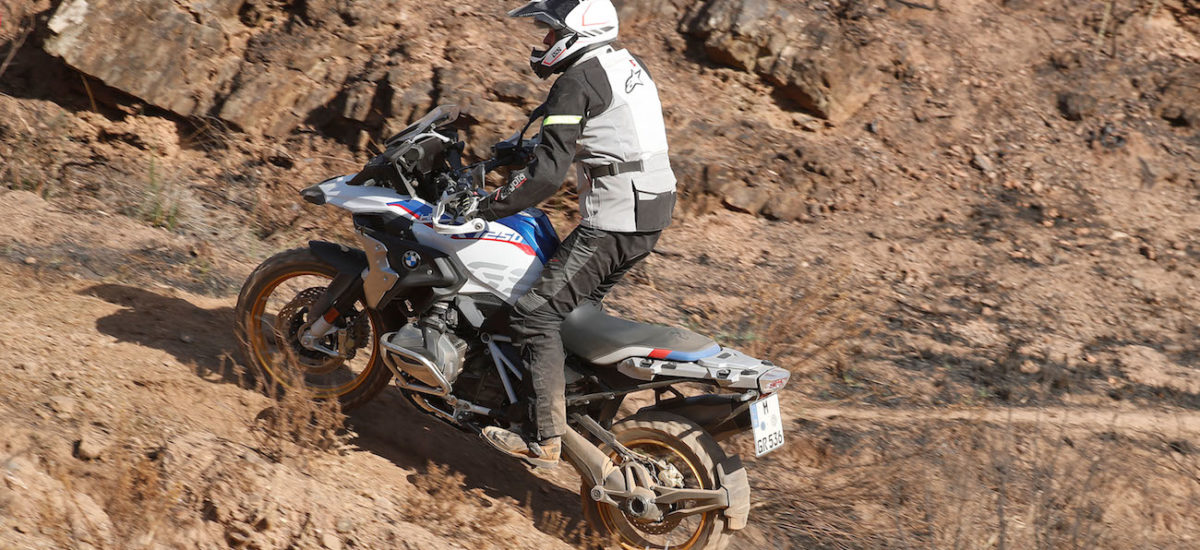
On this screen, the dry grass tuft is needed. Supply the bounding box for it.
[759,415,1194,549]
[136,156,183,229]
[410,461,473,522]
[36,419,192,548]
[96,445,185,544]
[229,323,352,466]
[249,370,350,466]
[0,104,68,197]
[535,508,616,549]
[733,266,873,378]
[0,12,32,81]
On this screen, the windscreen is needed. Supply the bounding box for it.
[384,104,460,146]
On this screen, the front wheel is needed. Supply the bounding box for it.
[581,412,742,550]
[234,248,392,410]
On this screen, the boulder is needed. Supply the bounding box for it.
[1158,67,1200,128]
[44,0,247,118]
[723,184,770,213]
[342,81,379,123]
[683,0,881,122]
[762,191,809,221]
[43,0,367,136]
[701,163,739,195]
[1057,91,1096,121]
[613,0,686,22]
[1117,345,1200,394]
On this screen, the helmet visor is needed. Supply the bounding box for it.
[507,0,577,26]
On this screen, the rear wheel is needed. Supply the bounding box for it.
[234,248,392,410]
[580,412,739,550]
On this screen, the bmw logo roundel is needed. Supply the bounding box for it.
[401,250,421,269]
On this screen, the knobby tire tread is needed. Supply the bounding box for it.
[234,248,392,411]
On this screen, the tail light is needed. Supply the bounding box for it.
[757,368,790,394]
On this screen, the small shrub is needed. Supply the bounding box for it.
[138,157,182,230]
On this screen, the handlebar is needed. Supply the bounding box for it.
[427,197,486,235]
[355,114,541,233]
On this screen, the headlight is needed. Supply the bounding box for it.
[757,367,790,394]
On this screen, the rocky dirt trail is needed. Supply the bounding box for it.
[4,246,1196,549]
[0,196,586,548]
[803,403,1200,436]
[0,275,588,549]
[1,190,1197,549]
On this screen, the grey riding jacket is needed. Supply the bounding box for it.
[479,46,677,233]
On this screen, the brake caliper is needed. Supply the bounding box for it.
[656,462,685,489]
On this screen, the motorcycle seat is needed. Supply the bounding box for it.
[562,302,721,365]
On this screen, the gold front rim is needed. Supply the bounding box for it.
[247,270,377,398]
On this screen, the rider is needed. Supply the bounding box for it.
[463,0,677,467]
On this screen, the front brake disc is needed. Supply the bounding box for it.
[275,287,345,375]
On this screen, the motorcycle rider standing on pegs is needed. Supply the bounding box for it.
[456,0,677,467]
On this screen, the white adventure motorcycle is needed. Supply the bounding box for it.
[234,105,790,549]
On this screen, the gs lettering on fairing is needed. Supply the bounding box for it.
[232,105,792,549]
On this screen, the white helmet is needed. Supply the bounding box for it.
[508,0,619,79]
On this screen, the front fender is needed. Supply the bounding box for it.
[303,241,369,322]
[309,240,368,276]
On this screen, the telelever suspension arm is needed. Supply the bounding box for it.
[572,413,642,463]
[567,413,732,517]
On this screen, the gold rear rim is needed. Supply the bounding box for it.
[597,437,712,550]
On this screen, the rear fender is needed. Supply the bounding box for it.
[637,396,754,530]
[716,458,751,530]
[637,394,753,442]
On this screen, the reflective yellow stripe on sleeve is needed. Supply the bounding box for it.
[543,115,583,126]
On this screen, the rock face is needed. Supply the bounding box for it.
[43,0,377,137]
[682,0,881,123]
[45,0,249,120]
[40,0,536,143]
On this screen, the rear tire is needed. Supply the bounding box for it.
[234,248,392,410]
[580,411,740,550]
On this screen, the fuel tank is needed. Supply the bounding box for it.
[316,177,560,304]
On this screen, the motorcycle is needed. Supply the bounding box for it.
[233,105,791,549]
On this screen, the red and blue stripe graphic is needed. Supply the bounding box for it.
[387,200,556,261]
[647,344,722,362]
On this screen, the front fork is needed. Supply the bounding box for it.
[297,270,365,357]
[298,240,373,357]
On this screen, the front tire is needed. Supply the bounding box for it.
[581,412,741,550]
[234,248,392,410]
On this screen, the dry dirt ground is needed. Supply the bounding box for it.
[0,193,589,549]
[2,0,1200,548]
[1,184,1199,549]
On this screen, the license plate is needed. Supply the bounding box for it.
[750,393,785,457]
